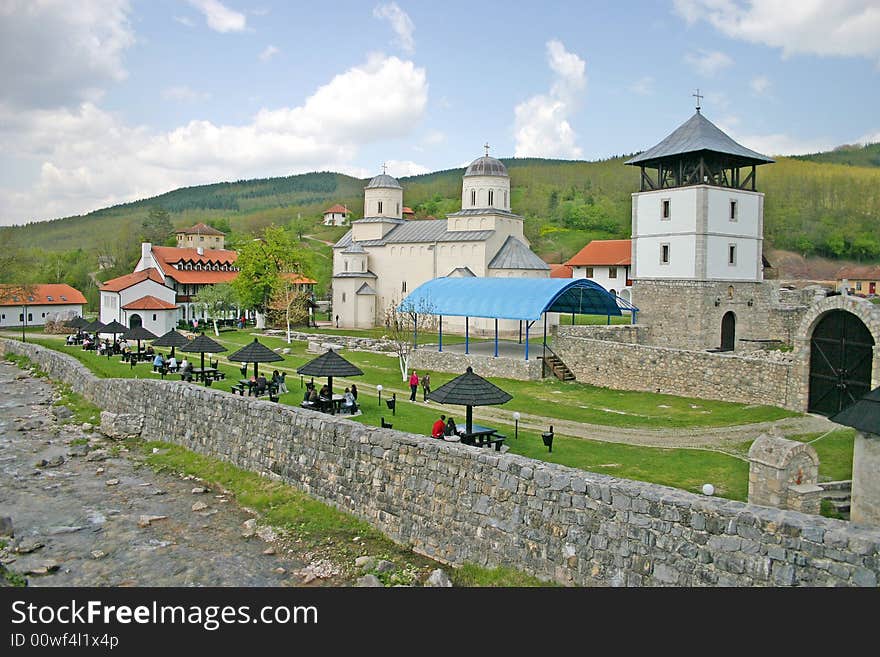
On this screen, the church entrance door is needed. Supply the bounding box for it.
[808,310,874,415]
[129,314,142,329]
[720,311,736,351]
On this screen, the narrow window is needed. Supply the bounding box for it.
[344,260,349,271]
[401,281,407,293]
[471,190,476,206]
[342,293,346,303]
[727,285,734,299]
[488,190,494,206]
[585,267,593,278]
[608,266,617,279]
[152,314,157,321]
[661,199,670,220]
[661,244,670,264]
[397,203,400,215]
[378,201,383,214]
[504,190,508,207]
[27,313,32,321]
[728,244,737,265]
[729,200,737,221]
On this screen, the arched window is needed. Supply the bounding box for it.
[504,190,508,208]
[488,190,494,206]
[344,260,349,271]
[727,285,734,299]
[378,201,383,214]
[470,190,476,206]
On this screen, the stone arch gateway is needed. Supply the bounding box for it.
[808,310,874,415]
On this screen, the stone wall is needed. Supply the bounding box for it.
[554,329,797,408]
[3,338,879,587]
[410,347,543,381]
[263,330,398,353]
[557,325,642,344]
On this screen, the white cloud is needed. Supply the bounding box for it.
[186,0,246,33]
[0,0,135,110]
[715,117,836,156]
[373,3,415,54]
[514,40,586,158]
[384,159,429,178]
[629,76,654,96]
[174,15,195,27]
[750,75,771,95]
[684,49,733,77]
[674,0,880,62]
[259,45,279,62]
[161,86,211,103]
[859,130,880,145]
[0,55,429,224]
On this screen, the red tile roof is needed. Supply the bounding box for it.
[121,295,178,311]
[282,273,317,285]
[0,284,87,306]
[175,222,225,236]
[100,268,165,292]
[549,264,573,279]
[837,265,880,280]
[151,246,239,285]
[402,206,415,215]
[565,239,632,267]
[324,204,351,215]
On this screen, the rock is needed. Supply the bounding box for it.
[241,518,257,538]
[191,501,208,512]
[424,568,453,588]
[255,526,277,542]
[137,515,167,528]
[356,574,383,587]
[91,550,107,559]
[47,526,84,535]
[355,556,377,572]
[81,423,93,432]
[281,348,291,355]
[52,406,73,420]
[191,487,207,494]
[376,559,395,573]
[152,489,167,496]
[66,444,89,458]
[0,516,12,538]
[105,478,119,486]
[35,455,64,468]
[274,567,286,575]
[263,548,276,555]
[15,541,44,554]
[26,560,59,576]
[95,467,105,475]
[86,449,109,462]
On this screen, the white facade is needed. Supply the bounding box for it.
[100,277,173,326]
[632,185,764,282]
[323,210,349,226]
[0,304,83,328]
[121,306,177,337]
[571,265,632,301]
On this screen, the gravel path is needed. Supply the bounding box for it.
[0,362,322,587]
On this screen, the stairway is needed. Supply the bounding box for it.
[542,352,575,382]
[818,480,851,520]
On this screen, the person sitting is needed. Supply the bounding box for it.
[350,383,358,401]
[145,345,154,357]
[82,337,92,350]
[152,352,165,372]
[319,384,330,399]
[342,387,356,414]
[180,359,194,382]
[180,357,190,372]
[255,374,268,396]
[432,414,447,439]
[445,416,458,436]
[166,355,178,372]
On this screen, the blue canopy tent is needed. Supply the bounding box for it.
[397,277,638,361]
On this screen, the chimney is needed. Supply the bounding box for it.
[140,242,153,270]
[197,246,204,256]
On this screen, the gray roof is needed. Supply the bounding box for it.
[625,112,774,166]
[356,283,377,295]
[488,236,550,270]
[334,220,494,248]
[365,173,402,189]
[447,266,476,277]
[464,156,508,177]
[341,242,366,254]
[352,216,405,225]
[446,208,522,219]
[333,270,378,279]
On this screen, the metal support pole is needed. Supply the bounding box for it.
[438,315,443,352]
[543,313,548,362]
[494,318,498,357]
[518,321,522,344]
[465,317,469,354]
[525,322,530,360]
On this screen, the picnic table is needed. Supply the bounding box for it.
[191,367,224,383]
[457,424,507,451]
[233,379,278,398]
[300,394,344,414]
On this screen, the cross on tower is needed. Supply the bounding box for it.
[483,142,490,157]
[693,88,703,113]
[381,162,387,174]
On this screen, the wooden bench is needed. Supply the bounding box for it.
[484,434,506,451]
[231,383,247,395]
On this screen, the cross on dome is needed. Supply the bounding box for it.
[483,142,490,157]
[693,88,703,113]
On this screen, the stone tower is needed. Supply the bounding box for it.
[626,106,775,351]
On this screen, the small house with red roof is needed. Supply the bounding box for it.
[0,284,86,328]
[322,204,351,226]
[565,239,633,304]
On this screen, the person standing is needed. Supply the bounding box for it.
[420,372,431,402]
[409,370,419,401]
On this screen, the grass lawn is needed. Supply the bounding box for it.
[789,429,855,482]
[559,314,632,326]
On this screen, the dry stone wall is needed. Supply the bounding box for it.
[3,338,879,587]
[410,348,543,381]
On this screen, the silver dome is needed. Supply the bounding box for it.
[365,173,403,189]
[464,156,508,177]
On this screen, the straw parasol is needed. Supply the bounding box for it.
[65,316,90,330]
[100,320,128,341]
[151,329,190,359]
[228,337,283,380]
[179,332,227,374]
[427,366,512,435]
[295,348,363,397]
[829,386,880,435]
[82,319,105,334]
[122,325,158,354]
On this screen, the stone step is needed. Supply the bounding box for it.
[818,480,852,492]
[821,490,852,501]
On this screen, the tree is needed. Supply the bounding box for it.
[232,226,311,329]
[289,216,308,241]
[193,283,238,336]
[270,280,312,343]
[141,206,173,245]
[382,296,438,382]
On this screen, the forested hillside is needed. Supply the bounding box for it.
[2,152,879,310]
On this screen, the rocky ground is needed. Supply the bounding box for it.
[0,361,451,587]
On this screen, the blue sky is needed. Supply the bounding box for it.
[1,0,879,225]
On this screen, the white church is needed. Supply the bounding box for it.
[331,151,550,330]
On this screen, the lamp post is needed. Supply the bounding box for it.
[513,411,520,440]
[377,384,383,406]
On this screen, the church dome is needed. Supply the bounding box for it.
[365,173,402,189]
[464,156,508,178]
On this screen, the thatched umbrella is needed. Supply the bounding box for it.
[427,366,512,435]
[82,319,105,334]
[65,316,90,330]
[180,333,227,376]
[151,329,190,359]
[228,337,283,380]
[830,386,880,435]
[295,348,362,397]
[122,325,158,355]
[100,319,128,342]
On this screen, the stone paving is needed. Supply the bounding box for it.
[0,361,315,587]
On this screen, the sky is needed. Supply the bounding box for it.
[1,0,879,226]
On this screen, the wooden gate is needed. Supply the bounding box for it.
[808,310,874,415]
[720,311,736,351]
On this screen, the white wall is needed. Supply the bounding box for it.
[0,304,83,328]
[633,187,699,237]
[363,187,403,218]
[572,265,631,300]
[705,236,762,281]
[461,175,511,211]
[121,309,177,338]
[634,235,697,279]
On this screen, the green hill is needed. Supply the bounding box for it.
[793,142,880,168]
[3,152,880,309]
